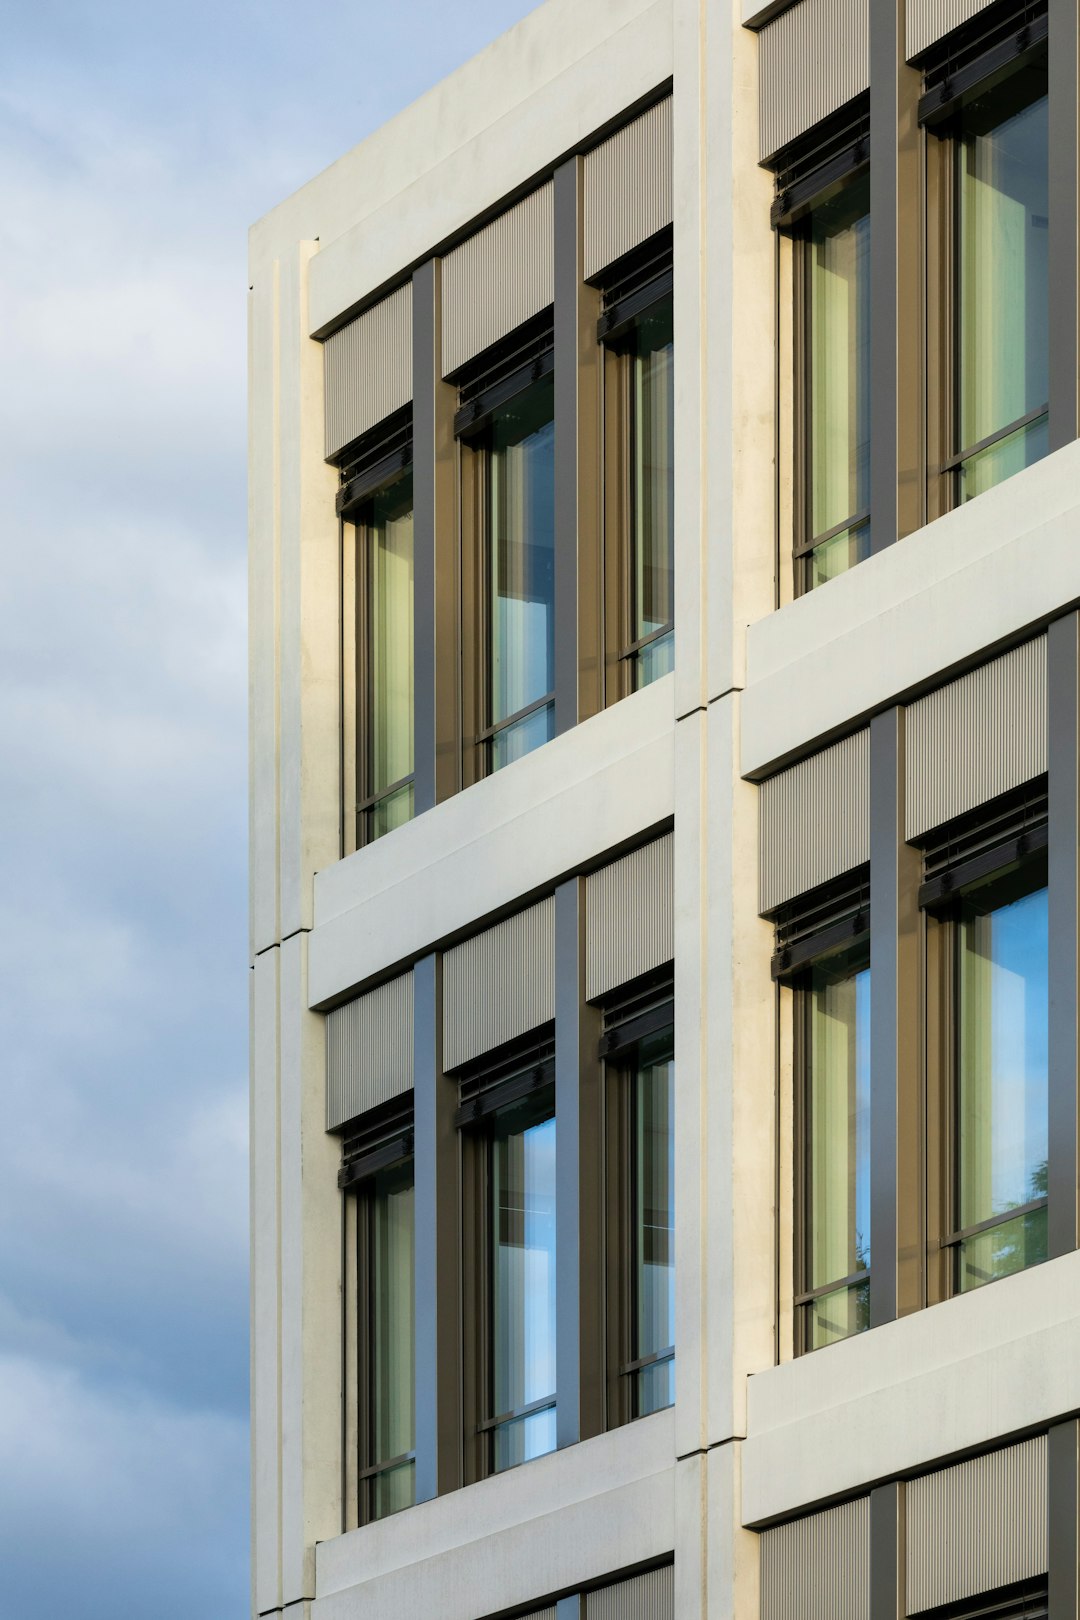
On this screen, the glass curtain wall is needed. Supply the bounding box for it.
[955,79,1049,499]
[364,472,415,839]
[488,1094,557,1471]
[628,1027,675,1416]
[628,299,674,687]
[801,941,871,1350]
[954,866,1048,1292]
[486,377,556,770]
[803,172,871,589]
[365,1161,415,1519]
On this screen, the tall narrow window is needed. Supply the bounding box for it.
[600,232,674,698]
[361,471,415,839]
[798,939,871,1349]
[603,984,675,1423]
[800,172,872,589]
[362,1160,416,1517]
[952,862,1048,1291]
[954,77,1049,500]
[487,1093,557,1470]
[484,378,556,769]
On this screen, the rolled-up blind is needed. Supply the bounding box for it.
[584,98,673,282]
[761,1498,870,1620]
[759,0,869,162]
[443,898,555,1071]
[906,0,999,61]
[586,834,674,1001]
[586,1563,674,1620]
[906,1437,1048,1615]
[323,282,412,459]
[759,730,870,914]
[441,185,554,377]
[326,970,414,1130]
[905,636,1047,841]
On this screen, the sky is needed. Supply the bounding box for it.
[0,2,537,1613]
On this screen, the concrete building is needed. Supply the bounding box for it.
[248,0,1080,1616]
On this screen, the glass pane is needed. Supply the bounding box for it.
[957,82,1048,479]
[631,1027,675,1417]
[369,780,414,843]
[805,941,871,1347]
[369,1162,415,1515]
[630,299,675,670]
[366,472,414,800]
[633,629,674,691]
[958,411,1049,503]
[487,377,555,745]
[805,1277,870,1352]
[491,702,555,772]
[956,878,1048,1294]
[492,1405,557,1474]
[806,173,871,562]
[370,1458,415,1522]
[809,520,872,590]
[490,1097,556,1471]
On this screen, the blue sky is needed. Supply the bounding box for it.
[0,2,536,1612]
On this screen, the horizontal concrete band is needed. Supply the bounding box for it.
[314,1411,675,1620]
[309,675,675,1010]
[741,442,1080,781]
[742,1249,1080,1525]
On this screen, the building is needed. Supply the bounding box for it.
[247,0,1080,1616]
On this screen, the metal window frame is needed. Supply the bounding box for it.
[791,928,873,1357]
[458,1043,557,1482]
[601,991,674,1425]
[924,832,1049,1305]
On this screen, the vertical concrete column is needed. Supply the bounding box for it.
[1049,1419,1080,1620]
[870,0,924,550]
[412,259,460,810]
[1048,0,1079,452]
[1049,613,1080,1258]
[554,877,604,1448]
[553,158,603,733]
[870,709,922,1328]
[870,1483,904,1620]
[413,952,461,1501]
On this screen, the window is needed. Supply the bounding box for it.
[799,173,871,587]
[798,938,871,1349]
[337,410,414,849]
[600,231,675,695]
[923,789,1048,1297]
[772,869,871,1354]
[340,1108,416,1525]
[925,12,1049,507]
[603,985,675,1422]
[457,321,556,779]
[459,1040,557,1477]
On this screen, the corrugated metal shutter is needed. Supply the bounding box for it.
[761,1498,871,1620]
[443,898,555,1072]
[906,0,998,60]
[586,1564,674,1620]
[442,185,554,377]
[759,0,870,162]
[905,637,1047,841]
[326,971,414,1130]
[585,834,673,1002]
[323,282,412,459]
[759,730,871,914]
[906,1437,1048,1614]
[583,98,673,282]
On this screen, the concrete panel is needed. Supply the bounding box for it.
[742,1249,1080,1525]
[313,1411,675,1619]
[264,0,675,338]
[741,441,1080,779]
[707,1444,761,1620]
[308,675,675,1008]
[252,948,282,1614]
[249,264,281,958]
[674,1453,707,1620]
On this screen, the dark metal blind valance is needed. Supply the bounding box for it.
[454,1032,555,1129]
[918,0,1047,123]
[771,865,870,981]
[338,1093,414,1190]
[452,308,554,437]
[769,94,870,229]
[335,405,413,517]
[918,778,1048,909]
[596,226,673,345]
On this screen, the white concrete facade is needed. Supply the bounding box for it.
[250,2,1080,1617]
